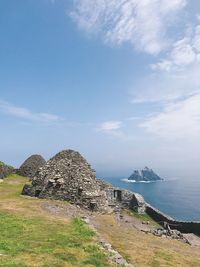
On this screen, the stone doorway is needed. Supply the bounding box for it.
[114,190,122,202]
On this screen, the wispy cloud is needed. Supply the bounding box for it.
[131,20,200,104]
[96,121,123,136]
[70,0,200,146]
[140,93,200,139]
[133,18,200,141]
[0,100,62,123]
[70,0,186,55]
[152,22,200,71]
[126,116,141,121]
[131,62,200,104]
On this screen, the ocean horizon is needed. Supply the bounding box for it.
[101,176,200,222]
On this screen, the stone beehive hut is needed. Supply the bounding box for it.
[22,150,109,211]
[17,154,46,178]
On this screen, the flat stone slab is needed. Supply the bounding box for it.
[183,234,200,246]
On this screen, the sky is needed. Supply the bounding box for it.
[0,0,200,179]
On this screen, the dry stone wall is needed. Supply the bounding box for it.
[22,150,146,213]
[97,179,146,213]
[22,150,109,212]
[146,204,200,236]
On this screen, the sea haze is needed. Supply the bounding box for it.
[101,177,200,222]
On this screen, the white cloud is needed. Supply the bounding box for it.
[126,116,141,121]
[99,121,122,131]
[96,121,122,136]
[193,25,200,52]
[132,62,200,104]
[132,21,200,143]
[140,93,200,139]
[152,23,200,71]
[171,39,196,65]
[133,21,200,140]
[132,67,200,141]
[71,0,186,55]
[0,100,62,123]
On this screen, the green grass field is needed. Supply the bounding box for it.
[0,175,113,267]
[1,175,200,267]
[125,209,159,226]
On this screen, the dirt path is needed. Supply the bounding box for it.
[183,234,200,246]
[89,213,200,267]
[39,202,200,266]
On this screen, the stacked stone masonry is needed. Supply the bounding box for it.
[22,150,146,213]
[146,204,200,236]
[17,154,46,178]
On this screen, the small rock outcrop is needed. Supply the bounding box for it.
[149,227,189,243]
[17,155,46,178]
[0,161,14,179]
[22,150,109,211]
[128,167,163,182]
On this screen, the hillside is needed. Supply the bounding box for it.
[0,175,200,267]
[0,175,113,267]
[0,161,14,180]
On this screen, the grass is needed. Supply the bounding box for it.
[0,161,14,169]
[0,213,109,267]
[125,209,159,226]
[148,251,175,267]
[0,175,113,267]
[1,175,200,267]
[92,214,200,267]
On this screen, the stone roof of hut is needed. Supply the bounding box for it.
[22,150,108,211]
[17,154,46,178]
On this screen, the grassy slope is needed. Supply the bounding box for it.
[0,175,113,267]
[0,175,200,267]
[125,209,159,226]
[92,214,200,267]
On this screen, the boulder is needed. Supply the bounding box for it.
[17,155,46,178]
[22,150,109,211]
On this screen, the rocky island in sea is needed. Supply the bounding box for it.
[128,167,163,182]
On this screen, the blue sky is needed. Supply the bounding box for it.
[1,0,200,178]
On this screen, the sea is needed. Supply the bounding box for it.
[101,177,200,222]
